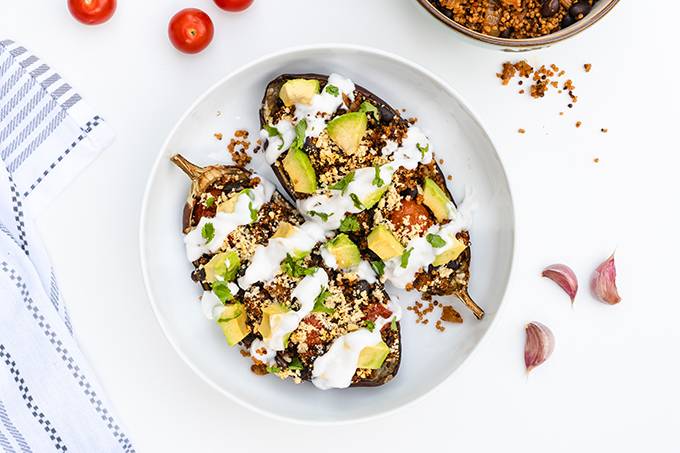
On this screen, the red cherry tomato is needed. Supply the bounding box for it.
[168,9,214,54]
[213,0,254,12]
[67,0,116,25]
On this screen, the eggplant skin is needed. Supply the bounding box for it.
[176,158,402,388]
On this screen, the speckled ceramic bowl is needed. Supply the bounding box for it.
[416,0,620,51]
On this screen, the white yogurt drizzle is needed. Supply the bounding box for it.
[237,221,327,289]
[261,73,356,164]
[261,268,329,352]
[184,177,274,262]
[383,190,475,289]
[311,298,402,390]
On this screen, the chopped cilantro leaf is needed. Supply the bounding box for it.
[400,247,414,269]
[339,215,360,233]
[416,143,429,159]
[329,171,355,194]
[204,196,215,208]
[364,320,375,332]
[293,119,307,150]
[212,281,234,304]
[281,254,317,278]
[248,201,258,222]
[308,210,331,222]
[391,317,398,331]
[370,260,385,276]
[201,222,215,243]
[325,84,339,96]
[266,366,280,374]
[372,166,384,187]
[312,288,334,314]
[359,101,380,120]
[288,357,304,371]
[426,233,446,248]
[264,125,284,150]
[349,193,363,210]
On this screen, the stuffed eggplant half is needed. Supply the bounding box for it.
[259,73,484,319]
[171,154,401,389]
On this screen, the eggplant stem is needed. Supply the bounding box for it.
[171,154,203,181]
[457,289,484,320]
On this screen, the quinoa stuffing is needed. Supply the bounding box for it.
[430,0,598,39]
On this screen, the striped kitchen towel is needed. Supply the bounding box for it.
[0,39,135,452]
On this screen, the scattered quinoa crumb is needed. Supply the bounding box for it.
[601,128,608,133]
[441,305,463,324]
[576,121,582,128]
[447,175,452,181]
[518,128,526,134]
[584,63,592,73]
[214,133,223,141]
[227,129,252,167]
[593,157,600,163]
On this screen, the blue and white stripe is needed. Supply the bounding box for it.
[0,39,131,452]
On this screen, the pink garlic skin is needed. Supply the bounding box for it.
[592,254,622,305]
[542,264,578,303]
[524,322,555,373]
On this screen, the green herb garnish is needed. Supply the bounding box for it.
[325,85,339,96]
[329,171,355,194]
[264,125,284,150]
[266,366,280,374]
[308,210,331,222]
[349,193,363,210]
[416,143,429,159]
[359,101,380,121]
[201,222,215,243]
[391,317,398,331]
[288,357,304,371]
[339,215,360,233]
[248,201,258,222]
[370,260,385,276]
[426,233,446,248]
[212,281,234,304]
[204,196,215,208]
[312,288,334,314]
[281,253,317,278]
[372,166,384,187]
[292,119,307,150]
[364,320,375,332]
[400,247,414,269]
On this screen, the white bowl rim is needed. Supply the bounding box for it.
[139,43,517,426]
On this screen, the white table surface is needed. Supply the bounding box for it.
[2,1,679,451]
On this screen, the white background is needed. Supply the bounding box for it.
[2,1,679,451]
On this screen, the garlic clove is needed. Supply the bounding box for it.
[591,253,621,305]
[524,322,555,373]
[542,264,578,303]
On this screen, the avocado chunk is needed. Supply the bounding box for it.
[325,234,361,269]
[432,235,468,267]
[423,178,454,222]
[217,303,250,346]
[204,250,240,283]
[283,148,317,194]
[272,221,298,239]
[361,186,389,209]
[367,225,404,261]
[326,112,367,155]
[358,341,390,369]
[258,303,289,339]
[279,79,320,106]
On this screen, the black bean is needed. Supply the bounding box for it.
[499,28,513,38]
[560,14,575,28]
[569,2,591,20]
[541,0,560,18]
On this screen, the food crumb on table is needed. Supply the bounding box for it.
[584,63,592,72]
[575,121,582,128]
[214,132,223,140]
[593,157,600,163]
[227,129,252,167]
[601,128,608,133]
[518,128,526,134]
[441,305,463,324]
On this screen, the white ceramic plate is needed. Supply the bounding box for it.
[140,44,515,424]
